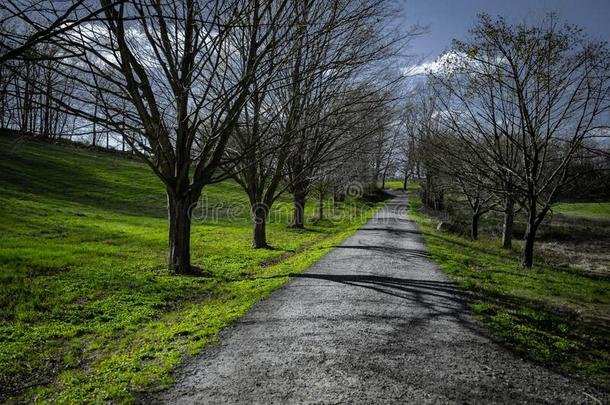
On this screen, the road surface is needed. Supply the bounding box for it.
[157,194,602,404]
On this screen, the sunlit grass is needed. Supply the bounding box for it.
[380,180,419,191]
[407,184,610,387]
[553,202,610,220]
[0,136,385,403]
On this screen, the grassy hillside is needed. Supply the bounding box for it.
[406,185,610,389]
[554,202,610,220]
[0,136,384,403]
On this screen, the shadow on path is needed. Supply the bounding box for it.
[332,245,430,258]
[358,227,422,236]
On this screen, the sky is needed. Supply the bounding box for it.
[402,0,610,65]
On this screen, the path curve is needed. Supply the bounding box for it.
[157,194,603,404]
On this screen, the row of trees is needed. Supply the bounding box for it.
[0,42,77,138]
[1,0,418,273]
[398,14,610,268]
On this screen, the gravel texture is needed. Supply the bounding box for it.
[155,195,606,404]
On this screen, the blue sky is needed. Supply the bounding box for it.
[402,0,610,64]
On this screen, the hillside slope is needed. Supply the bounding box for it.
[0,136,382,403]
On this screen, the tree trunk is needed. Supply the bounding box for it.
[521,208,538,268]
[432,189,444,211]
[334,188,345,203]
[402,171,409,191]
[502,195,514,249]
[332,187,339,207]
[521,225,536,268]
[372,170,379,189]
[92,100,97,147]
[251,202,269,249]
[318,190,324,220]
[292,190,306,229]
[423,177,432,208]
[471,212,481,240]
[167,193,193,274]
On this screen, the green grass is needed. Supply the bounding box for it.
[407,184,610,388]
[0,136,385,403]
[380,180,419,191]
[553,202,610,220]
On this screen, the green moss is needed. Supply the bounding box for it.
[407,184,610,387]
[0,136,385,403]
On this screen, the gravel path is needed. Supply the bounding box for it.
[157,194,604,404]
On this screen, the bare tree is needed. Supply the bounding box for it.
[224,1,298,248]
[0,41,76,138]
[287,85,400,227]
[422,130,497,239]
[408,91,446,211]
[396,103,420,190]
[0,0,117,63]
[231,0,418,239]
[226,0,373,247]
[430,14,610,267]
[283,1,421,228]
[375,121,401,189]
[50,0,293,273]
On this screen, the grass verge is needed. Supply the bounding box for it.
[0,136,386,403]
[406,185,610,389]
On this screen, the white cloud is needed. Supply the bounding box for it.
[402,59,441,76]
[402,51,466,77]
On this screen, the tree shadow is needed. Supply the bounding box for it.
[251,272,488,337]
[419,229,505,257]
[358,227,422,236]
[332,245,430,259]
[368,216,414,224]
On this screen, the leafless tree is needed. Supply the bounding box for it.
[282,1,421,228]
[374,120,401,189]
[287,86,398,228]
[223,1,298,248]
[407,91,446,210]
[396,103,420,190]
[422,130,497,239]
[0,0,117,63]
[1,41,76,138]
[429,14,610,267]
[232,0,419,239]
[49,0,294,273]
